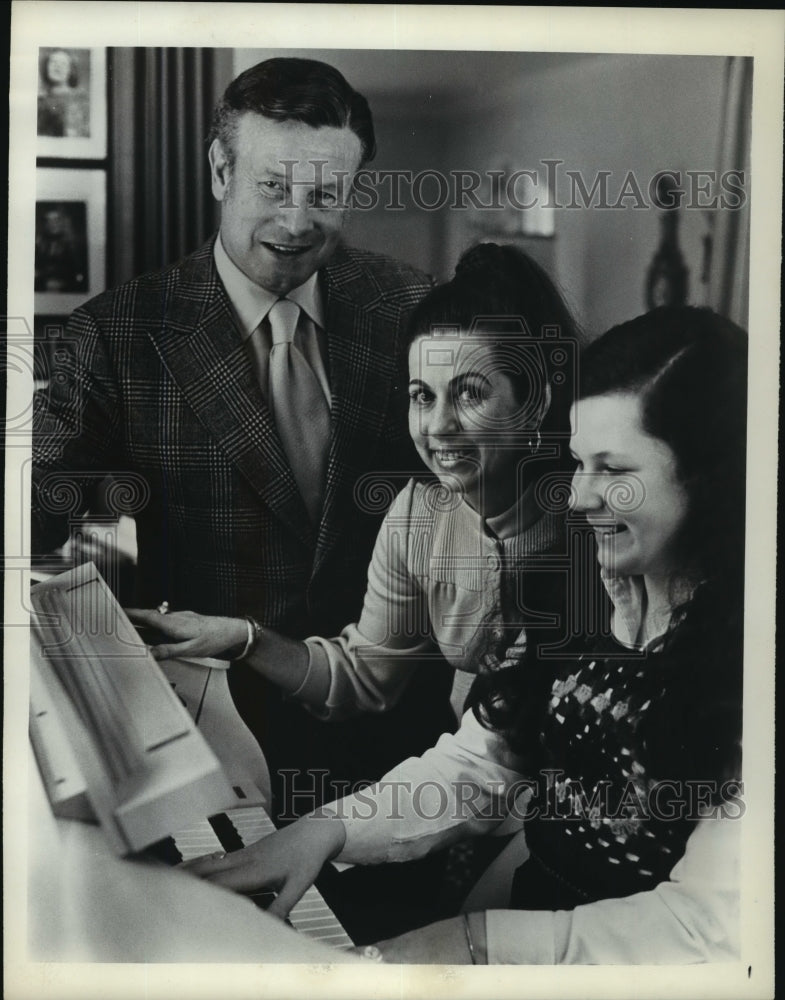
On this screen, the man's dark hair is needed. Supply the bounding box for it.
[208,57,376,168]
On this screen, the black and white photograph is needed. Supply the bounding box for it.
[35,200,88,292]
[5,5,780,1000]
[34,168,106,315]
[36,46,107,158]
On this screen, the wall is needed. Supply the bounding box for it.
[343,109,453,280]
[232,48,454,280]
[232,49,746,337]
[443,54,737,337]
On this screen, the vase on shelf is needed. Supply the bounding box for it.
[645,174,689,310]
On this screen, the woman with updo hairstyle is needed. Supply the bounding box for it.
[186,306,746,965]
[133,242,579,727]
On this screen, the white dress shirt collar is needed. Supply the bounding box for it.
[214,234,325,338]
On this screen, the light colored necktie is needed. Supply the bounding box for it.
[266,298,330,525]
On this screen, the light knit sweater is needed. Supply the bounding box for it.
[294,477,564,720]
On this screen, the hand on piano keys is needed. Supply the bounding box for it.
[167,807,353,950]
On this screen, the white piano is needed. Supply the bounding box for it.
[26,563,357,964]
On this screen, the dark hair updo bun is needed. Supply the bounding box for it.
[453,242,523,283]
[403,242,580,446]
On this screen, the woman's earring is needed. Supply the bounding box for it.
[527,429,542,453]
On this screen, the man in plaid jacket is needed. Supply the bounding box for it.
[32,57,454,818]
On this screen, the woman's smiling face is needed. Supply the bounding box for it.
[408,335,545,515]
[569,391,689,583]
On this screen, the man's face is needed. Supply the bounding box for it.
[210,114,362,295]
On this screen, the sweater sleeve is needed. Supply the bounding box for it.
[484,816,740,964]
[322,710,530,864]
[295,481,438,720]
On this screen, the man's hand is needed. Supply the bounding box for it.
[180,814,347,921]
[126,608,246,660]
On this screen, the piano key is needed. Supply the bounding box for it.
[168,805,354,950]
[247,890,279,911]
[223,807,275,843]
[289,891,354,949]
[173,818,224,861]
[223,806,354,950]
[208,812,244,852]
[146,836,185,866]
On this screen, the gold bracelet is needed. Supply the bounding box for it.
[462,912,477,965]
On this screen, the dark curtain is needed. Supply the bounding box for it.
[703,56,752,327]
[108,47,233,286]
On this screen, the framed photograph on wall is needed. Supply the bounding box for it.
[36,46,107,158]
[35,167,106,315]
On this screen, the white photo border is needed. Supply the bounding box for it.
[6,5,782,1000]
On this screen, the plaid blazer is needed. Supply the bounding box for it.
[33,238,432,638]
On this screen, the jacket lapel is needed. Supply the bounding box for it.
[148,241,313,546]
[314,247,399,568]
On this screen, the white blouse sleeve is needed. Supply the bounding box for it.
[294,481,436,720]
[484,816,740,964]
[322,710,529,864]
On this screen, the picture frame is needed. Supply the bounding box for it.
[36,46,107,159]
[34,167,106,315]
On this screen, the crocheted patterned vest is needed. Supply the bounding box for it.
[512,635,695,909]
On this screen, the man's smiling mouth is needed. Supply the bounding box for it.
[262,242,311,257]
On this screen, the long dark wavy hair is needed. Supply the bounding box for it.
[468,306,748,786]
